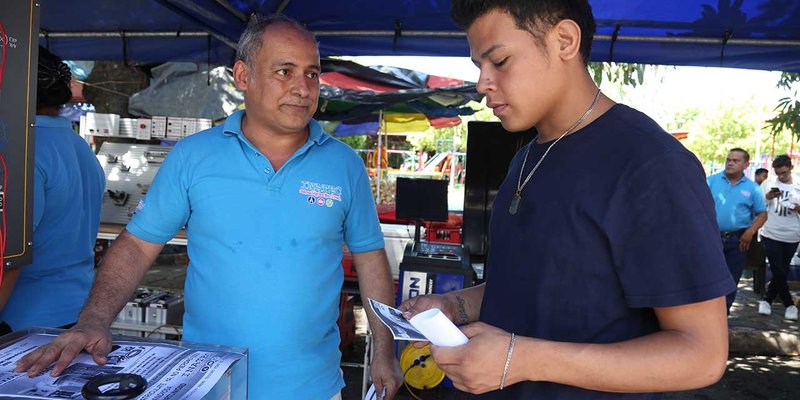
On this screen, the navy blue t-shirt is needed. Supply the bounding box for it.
[478,105,734,399]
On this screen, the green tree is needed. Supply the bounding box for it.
[589,62,647,87]
[765,72,800,141]
[681,100,792,168]
[407,100,497,152]
[336,134,367,150]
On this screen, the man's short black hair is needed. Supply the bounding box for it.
[37,46,72,109]
[772,154,792,169]
[729,148,750,162]
[451,0,596,65]
[755,168,769,176]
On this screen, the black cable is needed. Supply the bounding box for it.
[392,20,402,52]
[609,24,621,63]
[121,31,130,67]
[720,30,733,67]
[402,355,430,400]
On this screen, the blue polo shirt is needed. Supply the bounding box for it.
[126,110,383,399]
[479,105,733,399]
[707,172,766,232]
[1,116,105,330]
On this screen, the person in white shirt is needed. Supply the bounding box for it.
[758,154,800,320]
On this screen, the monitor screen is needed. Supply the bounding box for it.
[395,177,449,222]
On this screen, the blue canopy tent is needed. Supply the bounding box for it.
[39,0,800,72]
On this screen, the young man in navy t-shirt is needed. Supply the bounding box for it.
[400,1,734,399]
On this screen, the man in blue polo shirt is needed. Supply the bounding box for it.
[707,148,767,313]
[16,14,403,400]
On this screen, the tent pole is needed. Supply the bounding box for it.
[310,30,800,47]
[449,126,456,190]
[376,110,383,204]
[40,31,211,38]
[214,0,248,21]
[274,0,293,14]
[38,31,237,48]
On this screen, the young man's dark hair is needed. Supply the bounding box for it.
[37,46,72,110]
[730,147,750,162]
[755,167,769,176]
[772,155,792,169]
[451,0,596,65]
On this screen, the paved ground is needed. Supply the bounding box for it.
[139,254,800,399]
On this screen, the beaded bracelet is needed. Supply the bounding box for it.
[499,333,516,390]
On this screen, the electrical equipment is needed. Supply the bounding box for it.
[395,178,449,223]
[399,343,444,390]
[144,292,185,339]
[166,117,182,139]
[395,178,448,245]
[0,0,39,268]
[112,288,184,339]
[80,112,120,136]
[396,241,472,305]
[97,142,172,225]
[394,175,472,304]
[151,116,167,138]
[80,114,211,140]
[135,118,152,140]
[462,121,537,258]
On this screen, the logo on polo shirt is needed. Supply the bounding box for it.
[740,190,752,198]
[299,180,343,207]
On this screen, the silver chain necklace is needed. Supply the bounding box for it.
[509,89,602,215]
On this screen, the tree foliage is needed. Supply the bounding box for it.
[408,101,497,152]
[589,62,647,87]
[765,72,800,140]
[679,101,793,167]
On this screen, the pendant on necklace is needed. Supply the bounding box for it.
[509,192,521,215]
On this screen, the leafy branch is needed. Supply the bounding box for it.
[765,72,800,140]
[589,62,647,87]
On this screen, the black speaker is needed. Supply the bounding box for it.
[462,121,536,258]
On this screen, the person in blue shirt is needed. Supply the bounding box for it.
[706,148,767,312]
[16,15,403,400]
[400,1,733,399]
[0,47,105,333]
[0,47,105,332]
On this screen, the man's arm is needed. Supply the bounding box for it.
[351,249,403,399]
[740,212,767,251]
[15,230,164,377]
[432,296,728,394]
